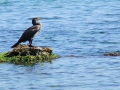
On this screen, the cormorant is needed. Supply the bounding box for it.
[11,18,42,48]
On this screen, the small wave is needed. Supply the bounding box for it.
[27,16,63,20]
[42,16,63,20]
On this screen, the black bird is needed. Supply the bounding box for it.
[11,18,42,48]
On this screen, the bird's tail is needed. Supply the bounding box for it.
[11,42,19,48]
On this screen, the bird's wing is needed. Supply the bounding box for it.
[24,25,40,34]
[18,25,41,42]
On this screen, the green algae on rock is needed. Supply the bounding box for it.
[0,44,60,65]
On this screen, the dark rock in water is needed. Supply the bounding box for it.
[104,51,120,56]
[0,44,60,65]
[7,44,52,56]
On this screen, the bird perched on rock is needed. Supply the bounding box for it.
[11,18,42,48]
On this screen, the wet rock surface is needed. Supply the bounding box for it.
[0,44,60,65]
[7,44,52,57]
[104,51,120,56]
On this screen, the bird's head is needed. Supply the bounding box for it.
[33,18,40,21]
[32,17,42,25]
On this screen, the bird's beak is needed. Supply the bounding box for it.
[35,17,43,21]
[38,17,44,20]
[37,18,40,21]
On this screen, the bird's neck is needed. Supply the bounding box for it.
[32,20,40,25]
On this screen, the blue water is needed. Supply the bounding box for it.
[0,0,120,90]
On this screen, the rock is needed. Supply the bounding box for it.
[104,51,120,56]
[0,44,60,65]
[7,44,53,56]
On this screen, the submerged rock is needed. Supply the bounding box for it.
[104,51,120,56]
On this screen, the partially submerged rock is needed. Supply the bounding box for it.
[104,51,120,56]
[0,44,60,65]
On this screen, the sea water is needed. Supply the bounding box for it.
[0,0,120,90]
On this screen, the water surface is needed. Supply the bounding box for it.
[0,0,120,90]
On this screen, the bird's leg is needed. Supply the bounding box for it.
[29,39,34,47]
